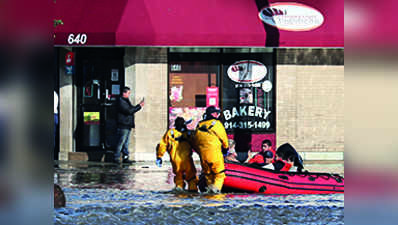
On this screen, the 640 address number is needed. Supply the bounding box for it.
[67,33,87,45]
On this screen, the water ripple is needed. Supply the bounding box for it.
[55,188,343,225]
[54,163,344,225]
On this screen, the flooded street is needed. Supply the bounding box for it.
[54,161,344,225]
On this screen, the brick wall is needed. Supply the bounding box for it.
[124,48,169,161]
[276,49,344,157]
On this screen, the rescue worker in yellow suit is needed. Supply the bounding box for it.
[192,106,229,193]
[156,117,198,192]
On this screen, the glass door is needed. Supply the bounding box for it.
[75,48,124,153]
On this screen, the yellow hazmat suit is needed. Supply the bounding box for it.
[157,128,198,191]
[192,119,229,192]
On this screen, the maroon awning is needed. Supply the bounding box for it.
[54,0,343,47]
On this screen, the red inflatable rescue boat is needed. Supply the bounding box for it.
[219,162,344,194]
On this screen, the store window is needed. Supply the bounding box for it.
[221,51,275,133]
[168,49,275,138]
[168,53,220,129]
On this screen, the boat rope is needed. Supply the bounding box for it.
[331,174,344,183]
[320,174,331,180]
[308,174,319,181]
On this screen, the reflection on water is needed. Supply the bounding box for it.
[54,162,344,225]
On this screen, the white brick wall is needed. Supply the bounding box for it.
[277,65,344,155]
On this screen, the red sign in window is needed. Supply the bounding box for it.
[206,87,219,107]
[65,52,74,66]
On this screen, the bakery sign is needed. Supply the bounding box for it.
[258,2,324,31]
[224,60,273,132]
[222,105,271,130]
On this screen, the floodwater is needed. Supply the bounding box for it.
[54,161,344,225]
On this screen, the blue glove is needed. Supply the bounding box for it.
[156,157,162,167]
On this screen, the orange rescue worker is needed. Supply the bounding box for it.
[248,150,293,171]
[192,106,229,193]
[156,117,198,192]
[247,139,276,165]
[248,150,275,167]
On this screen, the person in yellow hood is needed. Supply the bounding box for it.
[156,117,198,192]
[193,106,229,193]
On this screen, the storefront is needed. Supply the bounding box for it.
[54,0,344,162]
[167,49,276,158]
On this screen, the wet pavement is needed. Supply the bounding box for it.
[54,161,344,225]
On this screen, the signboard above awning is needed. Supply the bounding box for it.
[54,0,343,47]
